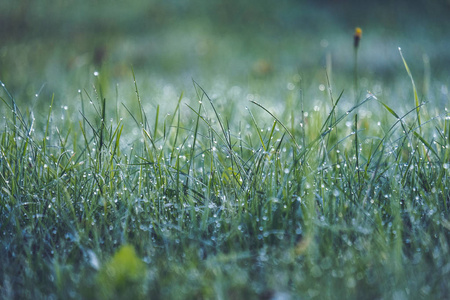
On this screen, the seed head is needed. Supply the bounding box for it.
[354,27,362,48]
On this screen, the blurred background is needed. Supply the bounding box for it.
[1,0,449,112]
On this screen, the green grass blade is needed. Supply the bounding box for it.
[398,47,421,133]
[380,102,400,119]
[247,107,267,152]
[250,100,301,150]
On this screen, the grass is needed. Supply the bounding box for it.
[1,2,450,296]
[1,39,449,299]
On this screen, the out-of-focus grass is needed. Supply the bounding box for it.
[1,0,449,109]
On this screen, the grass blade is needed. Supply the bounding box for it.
[398,47,421,133]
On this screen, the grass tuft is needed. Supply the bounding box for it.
[1,53,449,298]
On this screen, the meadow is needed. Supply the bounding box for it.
[1,1,450,299]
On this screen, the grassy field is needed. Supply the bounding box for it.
[1,1,450,299]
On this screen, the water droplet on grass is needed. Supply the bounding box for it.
[87,250,100,270]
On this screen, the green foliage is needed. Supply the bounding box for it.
[96,245,146,300]
[1,20,450,297]
[1,67,449,298]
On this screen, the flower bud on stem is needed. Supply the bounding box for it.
[353,27,362,103]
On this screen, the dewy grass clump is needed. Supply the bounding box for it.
[1,46,450,300]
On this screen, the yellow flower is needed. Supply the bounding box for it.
[354,27,362,48]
